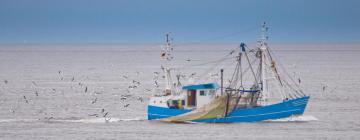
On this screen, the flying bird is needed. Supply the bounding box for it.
[32,81,37,86]
[137,97,143,102]
[154,81,159,87]
[128,85,137,89]
[132,80,141,85]
[91,98,97,104]
[103,112,109,117]
[23,96,29,104]
[120,96,127,101]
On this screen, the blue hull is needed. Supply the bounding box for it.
[148,96,309,123]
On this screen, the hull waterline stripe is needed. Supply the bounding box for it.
[226,109,302,119]
[148,113,173,117]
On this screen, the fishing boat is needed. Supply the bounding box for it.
[147,23,310,123]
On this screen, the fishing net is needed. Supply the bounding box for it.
[160,94,239,123]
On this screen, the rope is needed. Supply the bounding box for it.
[267,47,305,96]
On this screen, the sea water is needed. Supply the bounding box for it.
[0,43,359,140]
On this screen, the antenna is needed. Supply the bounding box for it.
[161,33,175,95]
[161,32,174,61]
[260,22,269,46]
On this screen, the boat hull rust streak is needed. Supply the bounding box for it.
[148,96,309,123]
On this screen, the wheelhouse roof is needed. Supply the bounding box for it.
[182,83,219,90]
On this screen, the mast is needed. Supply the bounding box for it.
[259,22,269,103]
[161,33,174,95]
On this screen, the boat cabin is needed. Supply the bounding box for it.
[182,83,219,108]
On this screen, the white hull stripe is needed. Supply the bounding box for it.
[148,113,172,117]
[292,103,307,106]
[149,109,302,119]
[226,109,302,119]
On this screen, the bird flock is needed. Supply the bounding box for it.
[0,70,157,122]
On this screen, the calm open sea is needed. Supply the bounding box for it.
[0,44,359,140]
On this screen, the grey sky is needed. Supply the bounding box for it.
[0,0,359,43]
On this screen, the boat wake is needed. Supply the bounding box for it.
[61,117,146,123]
[0,117,147,124]
[266,115,318,122]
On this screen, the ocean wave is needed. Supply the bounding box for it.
[266,115,318,122]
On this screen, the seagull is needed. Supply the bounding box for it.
[35,91,39,96]
[103,112,109,117]
[85,86,88,93]
[120,96,127,101]
[58,70,61,74]
[154,81,159,87]
[128,85,137,89]
[122,75,128,79]
[229,50,236,55]
[124,104,130,107]
[101,108,105,113]
[4,80,8,84]
[23,96,29,104]
[91,98,97,104]
[32,81,37,86]
[137,97,143,102]
[132,80,141,85]
[71,77,75,81]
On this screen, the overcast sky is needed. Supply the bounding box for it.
[0,0,359,43]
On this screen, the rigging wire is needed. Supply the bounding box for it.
[267,47,305,96]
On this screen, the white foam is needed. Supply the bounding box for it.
[0,119,38,123]
[267,115,318,122]
[61,117,146,123]
[0,117,146,123]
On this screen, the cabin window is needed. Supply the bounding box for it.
[200,90,206,96]
[209,90,215,97]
